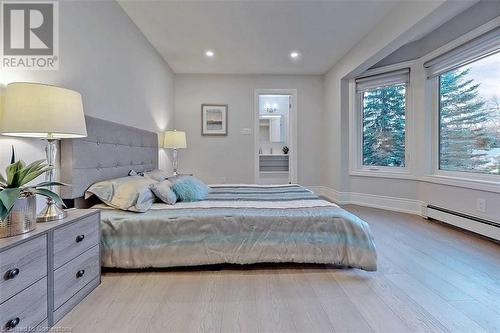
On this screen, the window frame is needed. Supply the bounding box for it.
[416,22,500,193]
[349,66,415,179]
[428,59,499,184]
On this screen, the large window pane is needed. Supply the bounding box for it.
[439,52,500,175]
[362,84,406,167]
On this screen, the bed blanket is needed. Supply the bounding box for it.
[98,184,377,271]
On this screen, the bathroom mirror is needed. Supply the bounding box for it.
[259,115,285,143]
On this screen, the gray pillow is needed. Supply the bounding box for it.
[86,176,157,212]
[150,180,177,205]
[144,169,171,182]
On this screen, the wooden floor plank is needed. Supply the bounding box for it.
[351,206,500,281]
[277,270,335,333]
[331,273,413,332]
[302,269,374,333]
[450,300,500,333]
[145,272,205,333]
[184,271,224,333]
[253,269,298,333]
[364,273,450,332]
[362,209,500,313]
[386,273,486,332]
[220,272,259,333]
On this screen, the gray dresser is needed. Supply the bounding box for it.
[0,209,100,331]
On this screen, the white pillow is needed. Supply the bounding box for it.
[150,180,177,205]
[144,169,171,182]
[86,176,157,212]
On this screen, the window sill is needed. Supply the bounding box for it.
[350,168,416,180]
[420,174,500,194]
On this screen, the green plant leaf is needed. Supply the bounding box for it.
[16,160,50,187]
[10,146,15,164]
[18,166,53,187]
[34,188,66,208]
[22,159,46,172]
[32,181,68,188]
[6,160,25,187]
[0,172,6,187]
[16,159,46,183]
[5,162,17,185]
[0,202,8,220]
[0,188,21,216]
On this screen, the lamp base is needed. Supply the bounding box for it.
[37,201,67,222]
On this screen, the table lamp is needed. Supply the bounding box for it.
[0,82,87,222]
[163,130,187,176]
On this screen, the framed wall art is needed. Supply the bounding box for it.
[201,104,228,136]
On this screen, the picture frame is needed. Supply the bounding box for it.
[201,104,228,136]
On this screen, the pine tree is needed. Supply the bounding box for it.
[487,95,500,149]
[362,84,406,167]
[439,68,491,173]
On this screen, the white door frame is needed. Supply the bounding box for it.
[254,89,298,184]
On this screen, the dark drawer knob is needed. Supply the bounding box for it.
[4,268,20,280]
[6,317,20,329]
[75,234,85,243]
[76,270,85,278]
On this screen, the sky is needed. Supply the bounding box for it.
[465,51,500,101]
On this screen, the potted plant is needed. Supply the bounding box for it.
[0,150,65,238]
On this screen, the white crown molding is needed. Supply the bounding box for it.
[308,185,425,216]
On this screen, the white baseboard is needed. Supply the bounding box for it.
[307,186,346,204]
[308,185,424,215]
[425,206,500,241]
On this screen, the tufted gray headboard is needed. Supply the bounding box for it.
[60,116,158,203]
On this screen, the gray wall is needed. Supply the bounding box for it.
[174,74,324,185]
[0,1,175,173]
[373,0,500,68]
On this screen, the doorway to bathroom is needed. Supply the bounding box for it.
[254,89,297,184]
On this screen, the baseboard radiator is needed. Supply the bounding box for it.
[425,205,500,242]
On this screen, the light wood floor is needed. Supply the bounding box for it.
[58,205,500,333]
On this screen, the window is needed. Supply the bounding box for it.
[438,53,499,175]
[352,69,410,174]
[426,27,499,177]
[362,83,406,167]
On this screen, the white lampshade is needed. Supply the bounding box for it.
[163,130,187,149]
[0,82,87,139]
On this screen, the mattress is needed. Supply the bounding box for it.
[96,184,377,271]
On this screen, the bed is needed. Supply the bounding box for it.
[61,116,377,271]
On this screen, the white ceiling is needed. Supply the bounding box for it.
[119,1,401,75]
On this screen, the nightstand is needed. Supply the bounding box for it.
[0,209,101,331]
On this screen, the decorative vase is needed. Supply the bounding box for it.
[0,195,37,238]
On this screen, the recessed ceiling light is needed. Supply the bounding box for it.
[290,51,300,59]
[205,50,215,57]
